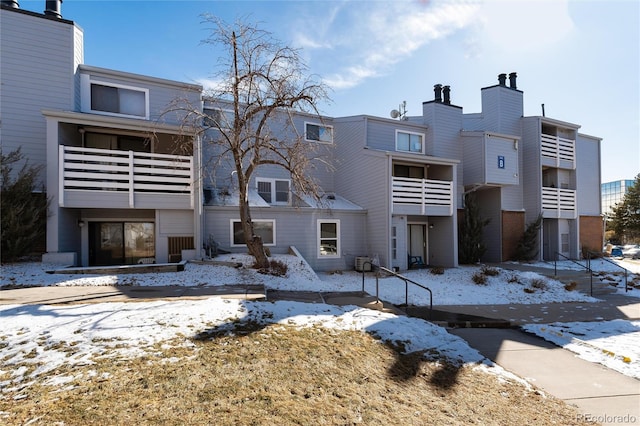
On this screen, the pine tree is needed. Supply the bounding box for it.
[458,193,490,264]
[514,214,543,261]
[1,148,50,262]
[609,174,640,244]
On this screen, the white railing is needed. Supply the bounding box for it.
[59,145,193,207]
[542,187,576,216]
[541,134,575,167]
[392,177,453,215]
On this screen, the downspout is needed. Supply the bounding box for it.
[386,152,394,270]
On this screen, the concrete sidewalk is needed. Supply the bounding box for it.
[449,327,640,426]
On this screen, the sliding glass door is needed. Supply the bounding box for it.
[89,222,154,266]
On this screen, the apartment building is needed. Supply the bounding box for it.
[1,2,603,271]
[1,2,203,266]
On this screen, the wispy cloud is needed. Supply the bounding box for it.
[293,1,480,90]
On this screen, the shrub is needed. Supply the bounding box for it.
[1,148,50,262]
[564,281,577,291]
[472,272,487,285]
[529,278,548,291]
[507,275,520,284]
[430,267,445,275]
[257,259,288,277]
[480,265,499,276]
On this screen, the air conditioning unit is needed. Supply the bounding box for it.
[355,256,372,272]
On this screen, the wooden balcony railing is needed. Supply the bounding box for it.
[59,145,193,208]
[542,187,577,217]
[392,177,453,215]
[541,134,575,167]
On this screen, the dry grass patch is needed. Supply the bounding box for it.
[1,323,592,425]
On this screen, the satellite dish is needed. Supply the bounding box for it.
[390,109,400,119]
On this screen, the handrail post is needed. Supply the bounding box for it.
[405,279,408,306]
[375,274,380,304]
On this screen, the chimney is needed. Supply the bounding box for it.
[433,84,443,103]
[509,72,517,89]
[1,0,20,8]
[44,0,62,18]
[442,85,451,105]
[498,73,507,86]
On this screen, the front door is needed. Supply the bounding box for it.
[408,224,427,265]
[89,222,155,266]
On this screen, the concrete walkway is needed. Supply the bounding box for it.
[449,327,640,426]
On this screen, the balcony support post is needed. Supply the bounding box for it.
[128,150,135,208]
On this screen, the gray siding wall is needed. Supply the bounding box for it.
[462,134,484,185]
[422,103,464,205]
[521,117,543,222]
[202,111,336,194]
[334,117,392,266]
[0,8,80,184]
[477,86,524,136]
[204,206,366,271]
[575,134,602,215]
[78,66,202,125]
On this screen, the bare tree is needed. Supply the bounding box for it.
[168,16,331,269]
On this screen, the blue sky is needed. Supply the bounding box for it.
[19,0,640,182]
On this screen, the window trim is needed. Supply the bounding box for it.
[256,178,291,205]
[395,130,425,154]
[230,219,276,247]
[305,121,334,144]
[81,74,150,119]
[317,219,341,259]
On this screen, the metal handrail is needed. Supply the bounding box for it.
[554,251,594,296]
[360,262,433,319]
[587,251,629,293]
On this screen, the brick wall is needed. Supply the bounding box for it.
[580,215,604,255]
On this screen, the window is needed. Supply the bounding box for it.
[89,82,148,118]
[204,108,234,129]
[305,122,333,143]
[231,219,275,247]
[396,130,424,153]
[256,178,290,205]
[317,220,340,258]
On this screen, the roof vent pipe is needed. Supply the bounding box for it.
[44,0,62,18]
[1,0,20,8]
[498,73,507,86]
[442,85,451,105]
[509,72,517,89]
[433,84,443,103]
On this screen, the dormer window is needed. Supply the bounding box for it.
[204,108,234,129]
[257,178,290,205]
[396,130,424,154]
[81,75,149,119]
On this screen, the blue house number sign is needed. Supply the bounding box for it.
[498,155,505,169]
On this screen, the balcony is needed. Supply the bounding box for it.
[541,187,577,219]
[392,177,453,216]
[59,145,193,209]
[540,134,575,169]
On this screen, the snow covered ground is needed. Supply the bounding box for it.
[1,256,639,392]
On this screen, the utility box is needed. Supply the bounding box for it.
[355,256,372,272]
